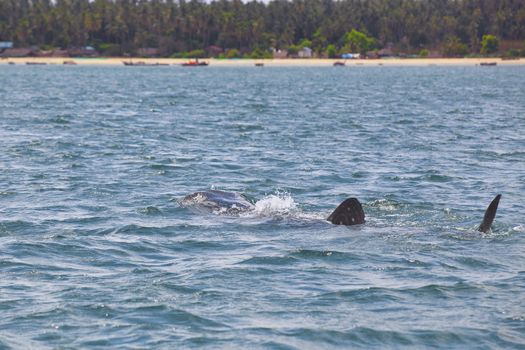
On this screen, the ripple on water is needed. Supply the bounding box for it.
[288,249,361,262]
[237,255,299,266]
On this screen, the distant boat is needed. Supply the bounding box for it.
[8,62,15,65]
[333,61,346,66]
[63,60,77,65]
[123,61,144,66]
[181,59,208,67]
[480,62,497,66]
[26,62,46,65]
[255,62,264,67]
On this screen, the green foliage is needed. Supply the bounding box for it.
[1,0,524,57]
[419,49,429,57]
[186,49,206,58]
[326,44,337,58]
[312,29,327,55]
[298,39,312,48]
[97,43,122,56]
[287,40,312,56]
[226,49,241,59]
[171,50,207,58]
[503,48,521,58]
[247,48,272,59]
[442,36,468,57]
[342,29,375,55]
[480,35,499,55]
[287,45,300,55]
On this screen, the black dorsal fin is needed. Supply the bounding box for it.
[327,198,365,226]
[478,194,501,233]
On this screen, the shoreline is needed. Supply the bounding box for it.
[1,57,523,66]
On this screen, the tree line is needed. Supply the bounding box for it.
[0,0,524,57]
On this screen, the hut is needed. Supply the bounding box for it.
[0,41,13,52]
[366,50,379,59]
[52,49,69,57]
[297,47,313,58]
[0,48,35,57]
[36,50,53,57]
[68,46,99,57]
[206,45,223,57]
[272,48,288,59]
[377,48,395,58]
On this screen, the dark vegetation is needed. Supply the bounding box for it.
[0,0,524,57]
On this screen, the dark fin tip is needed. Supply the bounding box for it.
[327,198,366,226]
[478,194,501,233]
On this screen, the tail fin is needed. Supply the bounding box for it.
[327,198,365,226]
[478,194,501,233]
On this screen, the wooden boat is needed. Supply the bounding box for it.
[255,62,264,67]
[333,61,345,66]
[181,59,208,67]
[480,62,497,66]
[63,60,77,65]
[26,62,47,65]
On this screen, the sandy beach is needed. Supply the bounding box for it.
[1,57,524,67]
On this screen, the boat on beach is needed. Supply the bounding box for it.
[181,58,208,67]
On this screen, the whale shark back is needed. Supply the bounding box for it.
[180,190,255,214]
[327,198,365,226]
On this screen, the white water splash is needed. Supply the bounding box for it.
[252,192,297,216]
[512,225,524,232]
[369,198,399,212]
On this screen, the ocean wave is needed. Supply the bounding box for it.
[237,255,299,266]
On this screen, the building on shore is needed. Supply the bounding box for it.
[272,48,288,59]
[206,45,223,57]
[297,47,313,58]
[0,48,36,57]
[0,41,14,50]
[67,46,98,57]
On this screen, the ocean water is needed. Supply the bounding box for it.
[0,64,524,349]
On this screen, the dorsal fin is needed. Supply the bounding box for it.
[478,194,501,233]
[327,198,365,226]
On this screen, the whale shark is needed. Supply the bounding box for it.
[478,194,501,233]
[180,190,501,233]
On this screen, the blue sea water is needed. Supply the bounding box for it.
[0,64,524,349]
